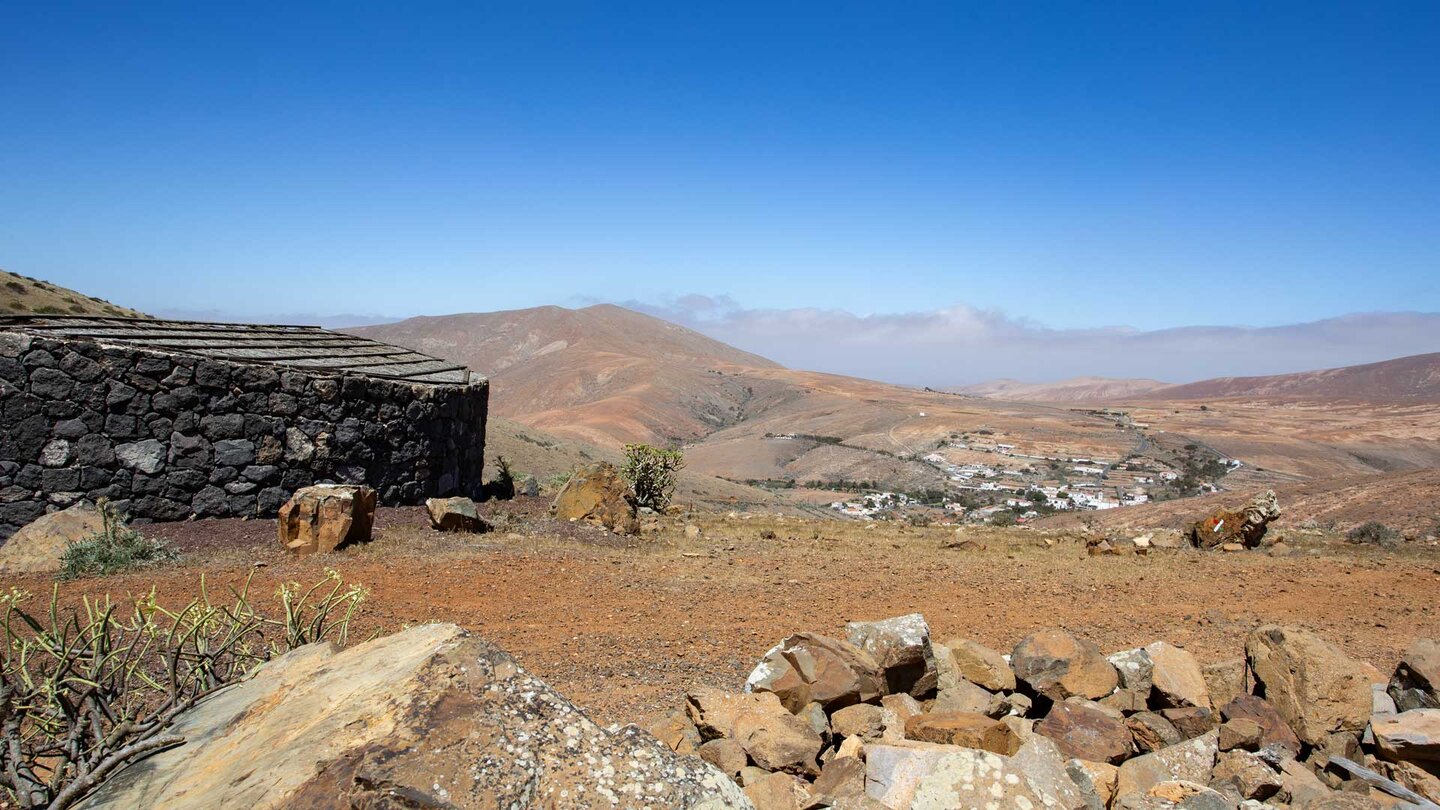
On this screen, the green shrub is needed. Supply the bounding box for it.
[1,570,366,808]
[59,502,178,579]
[485,455,516,500]
[1346,521,1400,548]
[622,443,685,511]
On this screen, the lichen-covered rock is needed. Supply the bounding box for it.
[0,501,104,573]
[77,624,750,809]
[745,632,884,712]
[1012,629,1120,701]
[865,737,1086,810]
[551,462,639,535]
[845,613,938,697]
[276,484,376,555]
[1115,731,1219,800]
[1245,625,1378,745]
[1106,647,1156,713]
[424,496,489,532]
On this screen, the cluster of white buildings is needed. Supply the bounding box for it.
[829,491,915,518]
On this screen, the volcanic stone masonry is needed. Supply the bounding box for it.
[0,318,488,540]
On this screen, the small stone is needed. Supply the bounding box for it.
[424,496,489,533]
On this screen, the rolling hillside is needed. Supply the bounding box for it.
[1133,352,1440,403]
[1,269,146,318]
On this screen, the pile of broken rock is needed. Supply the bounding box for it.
[650,615,1440,809]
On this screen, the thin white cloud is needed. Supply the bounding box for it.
[626,297,1440,386]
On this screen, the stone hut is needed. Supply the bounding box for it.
[0,316,487,539]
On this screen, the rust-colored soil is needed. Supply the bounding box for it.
[8,498,1439,732]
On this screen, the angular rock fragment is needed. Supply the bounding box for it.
[276,484,376,555]
[1245,625,1378,745]
[844,614,937,698]
[745,632,885,713]
[1012,629,1120,702]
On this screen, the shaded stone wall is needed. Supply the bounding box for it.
[0,331,487,539]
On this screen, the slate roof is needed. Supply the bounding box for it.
[0,316,475,386]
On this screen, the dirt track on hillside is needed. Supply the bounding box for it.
[8,498,1439,730]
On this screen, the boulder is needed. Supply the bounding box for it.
[0,501,105,573]
[1220,695,1301,756]
[1035,700,1135,763]
[1160,706,1218,739]
[276,484,376,556]
[1115,731,1219,799]
[1370,709,1440,762]
[1245,625,1378,745]
[648,708,702,755]
[1210,749,1282,800]
[1188,490,1281,549]
[931,677,993,715]
[903,711,1021,755]
[864,738,1085,810]
[551,462,639,535]
[944,639,1016,692]
[1218,718,1264,752]
[1106,647,1156,713]
[698,738,748,780]
[76,624,748,809]
[745,632,884,712]
[1202,659,1247,713]
[686,688,822,775]
[1389,638,1440,712]
[742,771,806,810]
[1068,759,1120,809]
[1128,711,1185,754]
[1011,629,1119,702]
[1146,641,1211,710]
[844,614,937,697]
[831,704,887,740]
[807,755,868,807]
[423,496,489,532]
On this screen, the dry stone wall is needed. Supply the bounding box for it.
[0,331,487,539]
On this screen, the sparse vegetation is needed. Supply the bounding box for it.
[485,455,516,500]
[58,503,177,580]
[622,443,685,511]
[0,570,367,810]
[1347,521,1400,548]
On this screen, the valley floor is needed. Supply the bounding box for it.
[10,497,1439,731]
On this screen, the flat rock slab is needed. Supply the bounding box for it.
[0,501,104,573]
[78,623,748,810]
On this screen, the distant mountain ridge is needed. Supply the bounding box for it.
[1135,351,1440,403]
[948,376,1171,402]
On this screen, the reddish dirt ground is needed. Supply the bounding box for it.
[7,497,1439,731]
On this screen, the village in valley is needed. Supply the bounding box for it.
[824,412,1242,523]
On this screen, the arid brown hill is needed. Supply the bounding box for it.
[0,269,146,318]
[1134,351,1440,403]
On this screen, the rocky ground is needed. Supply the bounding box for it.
[6,495,1438,734]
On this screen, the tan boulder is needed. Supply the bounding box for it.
[687,688,822,775]
[1210,749,1282,800]
[1068,760,1120,808]
[551,462,639,534]
[830,704,886,740]
[844,613,937,697]
[1371,709,1440,762]
[1146,641,1211,710]
[1012,629,1119,701]
[931,677,993,714]
[944,639,1016,692]
[742,771,806,810]
[1389,638,1440,712]
[903,711,1019,754]
[276,484,376,556]
[76,624,748,810]
[648,708,702,754]
[1202,658,1247,712]
[1036,700,1134,764]
[698,738,748,780]
[1218,717,1264,751]
[807,755,867,807]
[745,632,884,712]
[423,496,489,532]
[1245,625,1379,745]
[1160,706,1218,739]
[0,501,106,573]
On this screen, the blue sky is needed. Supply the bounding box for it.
[2,2,1438,376]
